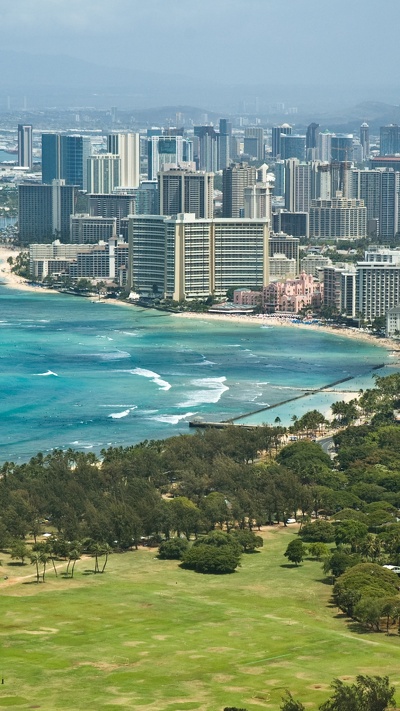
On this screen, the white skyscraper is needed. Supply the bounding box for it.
[108,132,140,188]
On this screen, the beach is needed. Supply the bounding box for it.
[0,245,60,294]
[174,311,400,360]
[1,242,399,361]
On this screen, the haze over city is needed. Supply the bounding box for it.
[1,0,400,112]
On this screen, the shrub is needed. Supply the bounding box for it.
[182,543,241,574]
[158,538,189,560]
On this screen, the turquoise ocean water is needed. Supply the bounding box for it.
[0,280,397,462]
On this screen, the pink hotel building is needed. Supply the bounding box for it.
[234,272,323,313]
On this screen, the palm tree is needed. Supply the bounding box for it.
[29,552,41,583]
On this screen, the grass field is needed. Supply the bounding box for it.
[1,527,400,710]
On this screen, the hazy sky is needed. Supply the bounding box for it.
[1,0,399,87]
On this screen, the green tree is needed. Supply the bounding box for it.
[320,675,395,711]
[280,691,305,711]
[231,530,263,553]
[10,539,29,564]
[299,519,335,543]
[307,542,329,561]
[284,539,305,566]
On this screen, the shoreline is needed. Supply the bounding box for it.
[1,244,399,362]
[174,311,400,360]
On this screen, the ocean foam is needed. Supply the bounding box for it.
[34,370,58,377]
[148,412,196,425]
[108,409,131,419]
[177,376,229,407]
[129,367,171,391]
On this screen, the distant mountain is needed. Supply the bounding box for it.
[0,51,225,110]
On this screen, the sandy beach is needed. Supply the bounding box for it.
[0,245,60,295]
[1,244,399,360]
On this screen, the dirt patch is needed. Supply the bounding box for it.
[212,674,234,683]
[123,640,144,647]
[241,666,265,675]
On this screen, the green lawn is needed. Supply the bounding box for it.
[1,528,399,710]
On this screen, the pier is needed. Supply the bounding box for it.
[188,364,386,430]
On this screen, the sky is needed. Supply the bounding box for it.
[1,0,399,88]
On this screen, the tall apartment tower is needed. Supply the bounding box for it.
[285,159,316,213]
[243,182,272,220]
[18,180,76,242]
[244,127,264,160]
[87,154,121,194]
[379,170,400,242]
[218,119,232,170]
[331,134,353,162]
[309,193,367,240]
[318,130,333,162]
[41,134,92,189]
[271,124,291,158]
[222,163,257,217]
[147,135,192,179]
[380,125,400,156]
[351,169,381,222]
[88,193,136,237]
[280,135,306,161]
[193,126,218,172]
[107,132,140,188]
[158,169,214,218]
[18,124,33,169]
[360,123,370,162]
[128,214,269,300]
[306,123,320,151]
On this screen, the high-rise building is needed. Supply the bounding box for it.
[19,180,76,242]
[147,135,193,180]
[380,125,400,156]
[218,119,232,170]
[41,134,92,189]
[285,160,315,213]
[128,214,269,300]
[331,134,353,162]
[70,215,117,244]
[107,132,140,188]
[309,193,367,240]
[351,169,381,222]
[280,135,306,161]
[222,163,257,217]
[243,182,272,220]
[306,123,320,151]
[193,126,218,172]
[87,154,121,194]
[273,160,285,196]
[18,124,33,169]
[88,193,135,237]
[244,127,264,161]
[135,181,158,215]
[271,124,292,158]
[272,211,309,238]
[318,130,333,162]
[323,265,356,316]
[158,169,214,218]
[269,232,300,272]
[360,123,370,162]
[379,170,400,242]
[356,260,400,319]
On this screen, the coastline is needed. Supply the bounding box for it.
[0,245,60,295]
[1,244,399,361]
[174,311,400,360]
